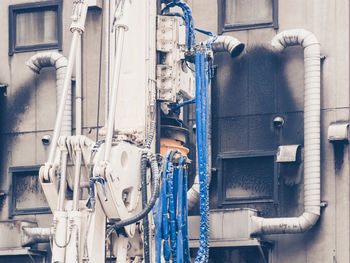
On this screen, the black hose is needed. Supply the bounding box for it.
[145,119,156,149]
[141,151,150,263]
[112,154,160,229]
[142,118,156,263]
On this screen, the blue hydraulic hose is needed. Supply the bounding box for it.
[203,53,211,262]
[176,157,184,262]
[169,98,195,114]
[183,165,190,262]
[153,197,162,263]
[162,151,173,262]
[168,165,177,262]
[176,156,190,263]
[161,1,196,49]
[194,51,210,263]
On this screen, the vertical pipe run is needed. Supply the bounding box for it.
[72,35,83,212]
[251,29,321,235]
[104,0,110,125]
[48,31,80,165]
[76,35,82,136]
[104,26,127,162]
[58,150,68,211]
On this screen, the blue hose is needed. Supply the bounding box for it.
[161,1,196,49]
[162,152,173,263]
[169,98,195,114]
[194,51,210,263]
[183,165,190,262]
[154,151,191,263]
[153,150,173,263]
[168,165,177,262]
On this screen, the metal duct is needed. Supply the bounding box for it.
[211,35,245,57]
[21,227,51,246]
[251,29,321,234]
[26,52,71,136]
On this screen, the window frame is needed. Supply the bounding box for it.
[217,151,278,207]
[8,166,51,218]
[218,0,278,34]
[9,0,63,56]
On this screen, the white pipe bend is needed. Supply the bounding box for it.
[251,29,321,235]
[26,52,71,136]
[210,35,245,57]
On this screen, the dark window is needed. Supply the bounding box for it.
[8,166,50,217]
[9,0,62,55]
[218,0,278,33]
[217,151,278,206]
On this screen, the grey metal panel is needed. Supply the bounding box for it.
[217,117,249,152]
[276,47,304,113]
[279,112,304,146]
[248,114,276,151]
[212,52,248,118]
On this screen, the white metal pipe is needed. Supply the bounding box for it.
[48,31,80,165]
[26,52,71,136]
[22,227,51,246]
[58,150,68,211]
[75,35,82,136]
[73,150,82,211]
[208,35,245,57]
[52,211,68,262]
[104,26,127,162]
[251,29,321,235]
[104,0,110,125]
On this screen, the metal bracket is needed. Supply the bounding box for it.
[276,145,302,163]
[328,122,349,143]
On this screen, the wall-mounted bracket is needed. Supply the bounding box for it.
[87,0,102,9]
[328,122,349,143]
[276,144,302,163]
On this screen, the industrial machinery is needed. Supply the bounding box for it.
[24,0,224,262]
[4,0,323,262]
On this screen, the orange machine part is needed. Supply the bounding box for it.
[160,138,189,156]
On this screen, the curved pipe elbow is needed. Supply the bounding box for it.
[271,29,320,51]
[251,212,319,235]
[26,52,71,136]
[26,52,67,74]
[211,35,245,57]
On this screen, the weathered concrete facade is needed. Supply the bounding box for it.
[0,0,349,262]
[189,0,350,262]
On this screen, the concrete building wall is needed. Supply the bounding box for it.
[189,0,350,262]
[0,0,106,232]
[0,0,348,262]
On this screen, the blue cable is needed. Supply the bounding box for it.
[153,197,162,263]
[162,152,173,263]
[168,164,177,262]
[154,151,191,262]
[183,164,190,262]
[169,98,195,114]
[161,1,196,49]
[194,51,211,263]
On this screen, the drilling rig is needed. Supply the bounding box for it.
[22,0,244,262]
[1,0,328,262]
